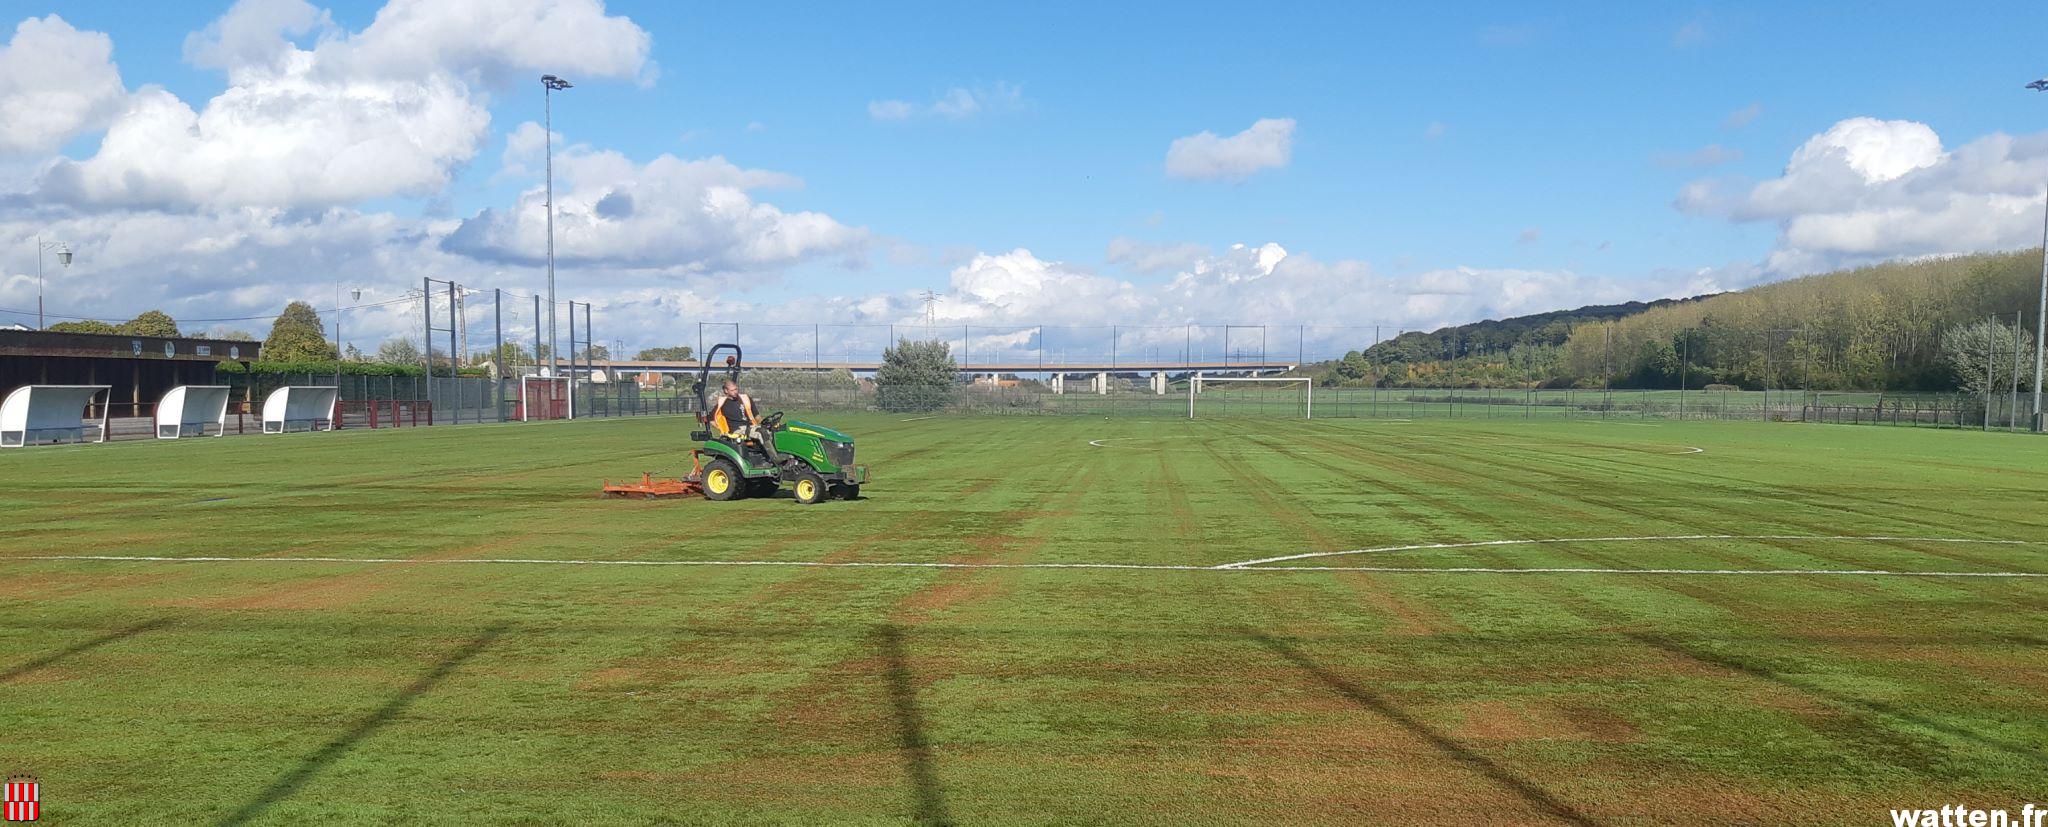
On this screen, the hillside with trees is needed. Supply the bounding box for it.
[1308,248,2046,392]
[1314,297,1710,388]
[1556,250,2043,391]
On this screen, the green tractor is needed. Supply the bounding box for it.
[688,344,867,504]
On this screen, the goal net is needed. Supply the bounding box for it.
[519,376,572,421]
[1188,375,1314,419]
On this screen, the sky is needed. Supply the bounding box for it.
[2,0,2047,363]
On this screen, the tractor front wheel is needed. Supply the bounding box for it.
[702,459,743,501]
[792,470,827,505]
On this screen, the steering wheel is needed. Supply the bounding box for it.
[761,411,785,430]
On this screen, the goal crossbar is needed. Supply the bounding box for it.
[1188,375,1313,419]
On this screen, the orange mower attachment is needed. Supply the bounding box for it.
[600,455,705,500]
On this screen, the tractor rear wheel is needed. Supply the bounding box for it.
[702,459,743,501]
[792,470,827,505]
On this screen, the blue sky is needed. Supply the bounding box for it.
[5,0,2048,356]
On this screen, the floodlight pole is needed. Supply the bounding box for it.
[494,288,504,421]
[2029,76,2048,429]
[567,299,578,419]
[2035,178,2048,430]
[34,236,70,331]
[542,74,572,385]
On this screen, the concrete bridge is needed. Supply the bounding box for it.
[528,359,1298,394]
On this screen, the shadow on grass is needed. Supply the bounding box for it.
[217,624,508,827]
[876,624,952,826]
[1624,632,2048,767]
[0,618,170,682]
[1244,629,1599,827]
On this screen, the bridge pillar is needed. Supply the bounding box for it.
[1096,372,1108,395]
[1153,371,1166,395]
[1193,372,1204,394]
[1051,374,1063,395]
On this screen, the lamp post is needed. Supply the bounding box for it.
[336,287,361,359]
[34,236,72,330]
[2030,76,2048,430]
[541,73,572,378]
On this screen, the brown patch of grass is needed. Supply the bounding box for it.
[1338,572,1466,636]
[1447,699,1639,743]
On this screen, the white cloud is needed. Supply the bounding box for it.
[182,0,327,71]
[316,0,652,83]
[1424,121,1448,140]
[1723,102,1762,130]
[1105,237,1208,274]
[443,124,868,272]
[885,242,1701,347]
[867,83,1024,121]
[0,206,477,347]
[867,99,914,121]
[1164,118,1295,182]
[1678,117,2048,272]
[0,202,1722,361]
[0,15,126,155]
[36,0,653,210]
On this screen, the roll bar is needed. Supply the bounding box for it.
[693,343,743,420]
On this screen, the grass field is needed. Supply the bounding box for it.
[3,412,2046,824]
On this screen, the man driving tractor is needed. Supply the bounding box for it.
[710,379,778,460]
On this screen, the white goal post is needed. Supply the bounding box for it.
[1188,374,1314,419]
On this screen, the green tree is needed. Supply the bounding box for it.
[376,337,422,365]
[1942,320,2035,395]
[477,342,533,366]
[117,310,180,337]
[633,345,694,361]
[875,338,957,412]
[48,320,118,334]
[263,301,337,361]
[577,344,612,361]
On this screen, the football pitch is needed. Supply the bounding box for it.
[3,413,2046,824]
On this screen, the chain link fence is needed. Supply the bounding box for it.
[79,372,2043,443]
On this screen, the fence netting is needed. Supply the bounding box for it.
[79,373,2045,442]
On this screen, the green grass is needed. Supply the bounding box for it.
[3,413,2046,824]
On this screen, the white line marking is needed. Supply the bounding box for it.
[1087,436,1205,447]
[1213,535,2036,569]
[1260,566,2047,578]
[5,544,2045,579]
[898,416,938,422]
[1674,446,1705,454]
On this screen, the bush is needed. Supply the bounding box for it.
[1702,383,1740,392]
[875,339,958,412]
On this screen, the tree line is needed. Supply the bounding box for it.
[41,301,702,370]
[1307,249,2046,393]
